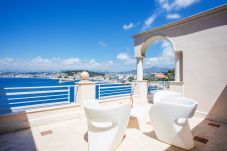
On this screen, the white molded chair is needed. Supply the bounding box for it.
[84,101,131,151]
[150,97,198,150]
[153,90,182,103]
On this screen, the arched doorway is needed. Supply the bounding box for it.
[135,35,183,82]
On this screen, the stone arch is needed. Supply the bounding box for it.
[135,34,183,82]
[140,35,176,57]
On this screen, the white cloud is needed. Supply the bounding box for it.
[136,21,141,25]
[108,60,113,64]
[0,56,127,72]
[157,0,198,11]
[90,59,95,63]
[31,56,52,65]
[174,0,198,9]
[123,23,135,30]
[142,15,156,30]
[144,40,174,68]
[99,41,107,47]
[117,53,128,60]
[88,59,100,67]
[62,58,80,65]
[0,58,15,65]
[141,0,198,31]
[117,52,135,64]
[166,13,181,19]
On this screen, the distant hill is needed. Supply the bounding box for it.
[144,67,172,74]
[62,70,105,77]
[118,67,173,74]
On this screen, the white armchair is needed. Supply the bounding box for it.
[153,90,181,103]
[84,101,131,151]
[149,97,198,150]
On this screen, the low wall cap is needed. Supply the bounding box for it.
[81,71,89,80]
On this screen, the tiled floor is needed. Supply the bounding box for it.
[0,105,227,151]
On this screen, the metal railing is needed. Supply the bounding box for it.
[96,83,132,100]
[0,85,75,113]
[148,81,170,93]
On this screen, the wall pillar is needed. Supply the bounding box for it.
[76,81,96,106]
[136,57,144,81]
[132,80,148,103]
[175,50,183,81]
[135,56,147,103]
[76,72,96,107]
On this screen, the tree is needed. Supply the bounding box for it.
[128,76,135,82]
[143,74,156,82]
[164,69,175,81]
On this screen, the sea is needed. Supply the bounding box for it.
[0,78,132,113]
[0,78,77,87]
[0,78,79,113]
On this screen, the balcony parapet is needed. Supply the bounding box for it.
[169,81,184,94]
[169,81,184,85]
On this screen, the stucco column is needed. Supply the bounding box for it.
[76,72,96,107]
[175,50,183,81]
[134,57,147,103]
[136,57,144,81]
[132,80,148,104]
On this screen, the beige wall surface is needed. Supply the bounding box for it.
[172,10,227,123]
[134,6,227,123]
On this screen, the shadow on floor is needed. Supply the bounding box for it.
[206,85,227,123]
[143,130,158,140]
[0,113,37,150]
[0,88,12,114]
[147,93,154,104]
[0,86,36,150]
[143,119,227,151]
[166,119,227,151]
[84,131,88,142]
[0,128,37,151]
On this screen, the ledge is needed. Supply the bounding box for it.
[99,95,138,103]
[133,80,148,82]
[169,81,184,85]
[77,80,95,85]
[0,103,80,117]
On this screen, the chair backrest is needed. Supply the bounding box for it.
[84,101,131,128]
[166,97,198,118]
[84,101,131,151]
[153,90,181,104]
[149,96,198,150]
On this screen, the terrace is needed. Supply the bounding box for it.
[0,72,226,151]
[0,102,227,151]
[0,4,227,151]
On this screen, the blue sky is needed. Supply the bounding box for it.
[0,0,226,72]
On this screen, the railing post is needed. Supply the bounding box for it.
[74,85,78,103]
[130,83,133,94]
[98,84,101,100]
[68,86,70,103]
[77,71,96,107]
[133,80,148,103]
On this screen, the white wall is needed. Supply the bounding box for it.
[172,12,227,123]
[134,6,227,123]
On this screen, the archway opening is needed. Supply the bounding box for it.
[142,37,175,83]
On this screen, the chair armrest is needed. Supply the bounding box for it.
[90,121,114,130]
[175,118,187,126]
